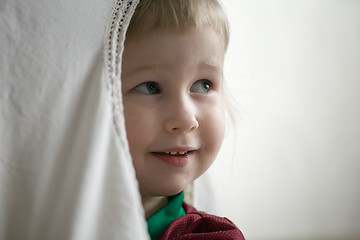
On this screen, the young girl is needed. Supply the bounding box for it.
[121,0,245,239]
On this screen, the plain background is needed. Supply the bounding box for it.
[205,0,360,239]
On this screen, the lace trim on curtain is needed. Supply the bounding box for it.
[104,0,139,153]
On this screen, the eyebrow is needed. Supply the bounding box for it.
[122,64,160,79]
[198,61,223,75]
[123,60,223,79]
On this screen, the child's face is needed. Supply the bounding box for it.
[121,27,225,198]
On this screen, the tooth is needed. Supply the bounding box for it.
[163,151,188,155]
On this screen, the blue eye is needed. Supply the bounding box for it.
[190,79,212,93]
[134,81,161,94]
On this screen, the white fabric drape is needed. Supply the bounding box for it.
[0,0,149,239]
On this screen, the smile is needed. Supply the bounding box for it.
[151,151,194,167]
[164,151,189,156]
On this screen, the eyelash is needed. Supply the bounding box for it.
[190,79,212,93]
[133,79,213,95]
[134,81,161,94]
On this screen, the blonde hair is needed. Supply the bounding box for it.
[126,0,229,51]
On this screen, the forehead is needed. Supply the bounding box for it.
[122,28,225,77]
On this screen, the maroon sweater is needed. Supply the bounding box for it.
[157,202,245,240]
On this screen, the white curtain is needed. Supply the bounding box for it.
[0,0,149,239]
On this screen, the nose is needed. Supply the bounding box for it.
[163,96,199,134]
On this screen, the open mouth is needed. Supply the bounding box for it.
[151,151,194,167]
[153,151,191,156]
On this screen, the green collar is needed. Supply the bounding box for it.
[146,191,186,240]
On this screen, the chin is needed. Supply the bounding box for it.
[160,184,187,197]
[142,181,190,197]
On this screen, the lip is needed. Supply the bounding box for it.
[151,150,195,167]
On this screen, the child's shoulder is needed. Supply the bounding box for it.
[157,202,245,240]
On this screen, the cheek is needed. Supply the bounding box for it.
[123,101,161,163]
[201,106,225,157]
[123,102,153,154]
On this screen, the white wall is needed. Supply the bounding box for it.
[197,1,360,239]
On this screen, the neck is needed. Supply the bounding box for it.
[142,195,168,219]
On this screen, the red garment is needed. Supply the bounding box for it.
[157,202,245,240]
